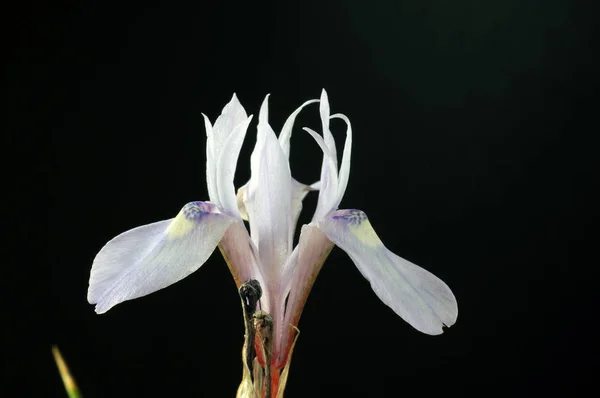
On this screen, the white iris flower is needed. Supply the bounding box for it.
[87,90,458,397]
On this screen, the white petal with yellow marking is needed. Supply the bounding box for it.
[318,209,458,335]
[88,201,235,313]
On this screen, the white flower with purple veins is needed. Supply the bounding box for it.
[87,90,458,398]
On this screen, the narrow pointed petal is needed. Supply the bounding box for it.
[278,99,319,158]
[251,121,293,280]
[303,127,338,221]
[216,115,253,217]
[316,90,339,219]
[245,94,294,281]
[202,114,219,205]
[212,94,248,149]
[330,113,352,209]
[88,202,235,313]
[318,209,458,335]
[319,89,337,168]
[259,93,270,124]
[205,94,248,208]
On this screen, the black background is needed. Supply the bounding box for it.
[4,0,598,397]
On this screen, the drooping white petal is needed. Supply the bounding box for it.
[318,209,458,335]
[278,99,319,158]
[88,201,235,314]
[216,115,253,217]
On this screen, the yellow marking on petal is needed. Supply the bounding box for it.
[166,211,194,238]
[349,219,382,247]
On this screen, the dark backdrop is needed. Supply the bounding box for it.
[5,0,598,397]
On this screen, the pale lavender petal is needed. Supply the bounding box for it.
[278,225,334,364]
[318,209,458,335]
[217,220,268,306]
[88,202,235,314]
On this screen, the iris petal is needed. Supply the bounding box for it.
[279,224,334,364]
[318,209,458,335]
[88,201,235,313]
[330,113,352,209]
[216,115,253,216]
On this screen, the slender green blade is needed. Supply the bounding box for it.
[52,346,82,398]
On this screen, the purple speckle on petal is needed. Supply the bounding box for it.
[332,209,367,225]
[182,201,213,221]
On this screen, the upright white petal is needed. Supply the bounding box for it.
[318,209,458,335]
[330,113,352,210]
[247,96,293,283]
[238,96,319,228]
[216,115,253,217]
[253,132,293,276]
[202,114,219,204]
[237,178,317,228]
[204,94,248,208]
[88,201,235,313]
[259,93,270,124]
[319,89,337,169]
[212,94,248,153]
[303,126,338,221]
